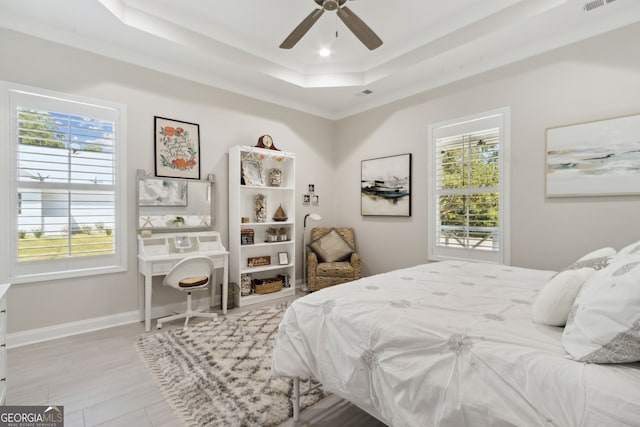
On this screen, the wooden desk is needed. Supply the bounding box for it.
[137,231,228,332]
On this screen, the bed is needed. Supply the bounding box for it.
[271,260,640,426]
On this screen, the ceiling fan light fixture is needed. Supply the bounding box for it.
[282,0,381,50]
[323,0,339,11]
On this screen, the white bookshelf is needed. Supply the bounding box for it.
[229,145,296,307]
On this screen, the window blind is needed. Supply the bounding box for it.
[428,108,510,264]
[16,107,116,262]
[2,84,127,284]
[435,128,500,252]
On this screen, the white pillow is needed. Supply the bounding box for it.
[562,255,640,363]
[577,247,616,261]
[618,240,640,256]
[531,247,615,326]
[532,268,593,326]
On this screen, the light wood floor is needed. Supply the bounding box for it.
[7,294,387,427]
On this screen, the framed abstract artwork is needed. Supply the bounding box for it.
[361,153,412,216]
[546,113,640,197]
[154,116,200,179]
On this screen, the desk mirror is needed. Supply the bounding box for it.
[137,176,214,231]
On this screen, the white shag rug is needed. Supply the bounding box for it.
[137,304,326,427]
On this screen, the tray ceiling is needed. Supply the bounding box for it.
[0,0,638,119]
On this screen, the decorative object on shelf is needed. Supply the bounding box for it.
[154,116,200,179]
[252,277,283,294]
[248,255,271,267]
[278,227,289,241]
[241,228,255,245]
[269,168,283,186]
[361,153,412,217]
[172,216,186,226]
[273,204,288,222]
[241,217,250,223]
[278,252,289,265]
[242,158,264,186]
[277,274,291,288]
[255,134,279,151]
[302,213,322,291]
[255,194,267,222]
[240,274,252,296]
[141,229,152,238]
[546,113,640,197]
[266,227,278,242]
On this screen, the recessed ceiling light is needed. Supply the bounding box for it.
[319,48,331,57]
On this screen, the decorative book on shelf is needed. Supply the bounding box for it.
[241,229,255,245]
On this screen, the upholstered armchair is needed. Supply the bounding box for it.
[307,227,361,292]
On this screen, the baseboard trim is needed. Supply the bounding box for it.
[7,310,139,348]
[7,296,219,348]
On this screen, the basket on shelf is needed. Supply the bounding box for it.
[252,278,283,294]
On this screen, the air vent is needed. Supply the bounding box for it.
[583,0,616,12]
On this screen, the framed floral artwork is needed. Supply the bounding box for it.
[154,116,200,179]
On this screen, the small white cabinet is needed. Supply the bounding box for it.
[0,283,10,405]
[229,145,296,307]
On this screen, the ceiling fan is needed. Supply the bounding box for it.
[280,0,383,50]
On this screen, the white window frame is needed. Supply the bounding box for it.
[427,107,510,264]
[0,82,127,283]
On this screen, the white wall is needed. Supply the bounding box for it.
[0,28,337,334]
[2,22,640,336]
[334,23,640,276]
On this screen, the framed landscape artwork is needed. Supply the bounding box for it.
[546,113,640,197]
[154,116,200,179]
[361,153,412,216]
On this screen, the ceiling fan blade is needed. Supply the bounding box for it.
[337,6,382,50]
[280,8,325,49]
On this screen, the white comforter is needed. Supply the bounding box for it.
[271,261,640,427]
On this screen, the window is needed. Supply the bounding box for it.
[428,108,510,264]
[1,83,127,283]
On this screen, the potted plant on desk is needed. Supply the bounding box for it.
[172,216,186,227]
